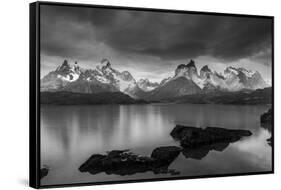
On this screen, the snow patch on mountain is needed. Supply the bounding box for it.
[168,60,269,92]
[137,79,159,92]
[238,67,255,77]
[41,58,270,99]
[95,75,110,83]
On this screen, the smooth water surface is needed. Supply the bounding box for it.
[40,104,272,185]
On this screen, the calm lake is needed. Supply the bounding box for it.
[40,104,272,186]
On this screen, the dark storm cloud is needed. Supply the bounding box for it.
[41,5,272,62]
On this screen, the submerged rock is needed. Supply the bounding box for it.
[40,165,49,179]
[170,125,252,148]
[79,146,181,176]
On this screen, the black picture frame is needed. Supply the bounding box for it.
[30,1,274,189]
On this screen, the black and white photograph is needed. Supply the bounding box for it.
[35,2,273,187]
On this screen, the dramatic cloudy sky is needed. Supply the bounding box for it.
[40,4,273,84]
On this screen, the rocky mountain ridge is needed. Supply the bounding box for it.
[41,59,270,100]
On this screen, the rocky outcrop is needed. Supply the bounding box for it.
[170,125,252,148]
[40,165,49,180]
[261,108,272,128]
[267,137,272,146]
[79,146,181,176]
[260,108,273,146]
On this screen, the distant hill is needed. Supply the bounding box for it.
[169,87,272,105]
[41,91,147,105]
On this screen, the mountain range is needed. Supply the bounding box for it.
[41,59,270,104]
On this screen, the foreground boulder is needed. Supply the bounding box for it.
[170,125,252,148]
[79,146,181,176]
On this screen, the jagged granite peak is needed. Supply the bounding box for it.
[201,65,211,72]
[224,66,258,78]
[62,59,70,66]
[41,58,270,100]
[224,66,239,75]
[42,59,150,96]
[200,65,213,79]
[186,59,196,68]
[56,59,71,72]
[223,66,268,90]
[121,71,133,80]
[175,59,198,77]
[175,64,187,71]
[41,59,83,91]
[101,58,111,68]
[173,59,204,88]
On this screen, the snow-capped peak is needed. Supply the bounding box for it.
[201,65,211,72]
[54,60,81,82]
[101,58,111,68]
[173,60,204,88]
[137,79,159,92]
[224,66,257,78]
[55,59,71,72]
[224,66,239,75]
[175,60,198,77]
[121,71,134,81]
[186,59,196,68]
[41,58,270,97]
[237,67,256,77]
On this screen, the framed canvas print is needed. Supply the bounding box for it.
[29,1,274,188]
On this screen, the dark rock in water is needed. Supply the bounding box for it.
[267,137,272,146]
[40,166,49,179]
[107,149,130,158]
[170,125,252,148]
[151,146,182,165]
[260,108,272,145]
[261,108,272,125]
[79,154,107,174]
[182,142,229,160]
[261,108,272,132]
[79,146,181,176]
